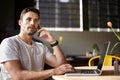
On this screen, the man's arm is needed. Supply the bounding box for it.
[39,28,68,67]
[3,60,74,80]
[46,45,67,67]
[3,60,53,80]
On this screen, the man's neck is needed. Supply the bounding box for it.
[18,33,33,45]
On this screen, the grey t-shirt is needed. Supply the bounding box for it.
[0,35,52,80]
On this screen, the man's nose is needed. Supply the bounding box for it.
[30,20,35,25]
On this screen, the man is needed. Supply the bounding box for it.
[0,7,74,80]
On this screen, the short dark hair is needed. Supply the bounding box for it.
[20,7,40,19]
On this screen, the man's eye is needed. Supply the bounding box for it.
[27,18,31,21]
[34,19,39,23]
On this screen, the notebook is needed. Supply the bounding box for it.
[65,41,110,76]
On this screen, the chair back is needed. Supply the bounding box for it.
[104,55,112,66]
[88,55,120,66]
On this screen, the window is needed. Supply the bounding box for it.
[35,0,83,31]
[88,0,120,32]
[35,0,120,32]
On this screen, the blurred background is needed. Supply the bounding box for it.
[0,0,120,57]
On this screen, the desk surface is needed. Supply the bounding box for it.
[52,66,120,80]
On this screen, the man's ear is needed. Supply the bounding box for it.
[18,19,22,26]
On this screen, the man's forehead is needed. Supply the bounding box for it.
[23,12,39,19]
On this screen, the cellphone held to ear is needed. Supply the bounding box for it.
[37,25,41,37]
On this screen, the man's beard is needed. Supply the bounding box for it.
[28,30,37,35]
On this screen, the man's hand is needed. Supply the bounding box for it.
[38,28,56,44]
[53,64,75,75]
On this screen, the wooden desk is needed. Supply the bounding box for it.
[52,66,120,80]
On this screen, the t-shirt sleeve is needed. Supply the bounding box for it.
[0,38,19,63]
[45,45,53,59]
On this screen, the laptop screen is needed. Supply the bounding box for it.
[97,41,110,70]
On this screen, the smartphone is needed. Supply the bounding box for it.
[37,25,41,37]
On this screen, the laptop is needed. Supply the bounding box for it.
[65,41,110,76]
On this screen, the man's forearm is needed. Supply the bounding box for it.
[12,69,54,80]
[52,45,67,66]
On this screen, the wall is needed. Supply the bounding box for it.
[0,0,17,36]
[50,31,120,56]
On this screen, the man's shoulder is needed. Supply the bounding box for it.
[1,35,18,44]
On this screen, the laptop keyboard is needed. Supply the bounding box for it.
[76,69,96,74]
